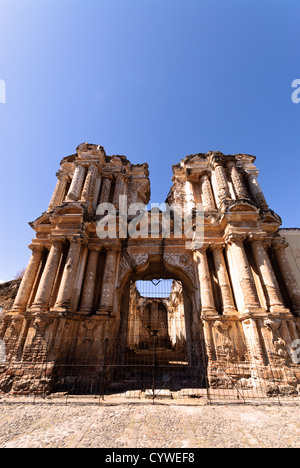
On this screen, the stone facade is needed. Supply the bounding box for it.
[0,144,300,396]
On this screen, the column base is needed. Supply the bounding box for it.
[269,305,292,315]
[201,308,219,319]
[77,308,92,316]
[223,308,239,317]
[96,306,113,317]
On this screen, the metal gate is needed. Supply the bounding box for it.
[103,279,208,400]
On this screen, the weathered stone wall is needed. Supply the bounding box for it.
[0,144,299,396]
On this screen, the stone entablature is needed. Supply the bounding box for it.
[0,144,299,396]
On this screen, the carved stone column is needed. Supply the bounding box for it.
[112,174,127,208]
[78,246,100,315]
[31,238,65,311]
[211,156,231,203]
[54,237,84,311]
[211,245,236,315]
[81,164,99,202]
[199,174,216,211]
[99,175,113,204]
[226,161,249,200]
[246,172,268,210]
[225,235,261,313]
[12,244,45,313]
[97,247,119,316]
[48,173,69,211]
[194,247,216,316]
[249,237,287,313]
[272,240,300,314]
[66,165,86,201]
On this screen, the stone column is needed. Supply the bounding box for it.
[246,172,268,210]
[54,237,84,311]
[66,165,86,201]
[226,161,249,200]
[32,238,65,311]
[12,244,45,313]
[97,247,119,316]
[194,247,216,316]
[226,235,261,313]
[272,240,300,314]
[48,173,69,211]
[199,174,216,211]
[81,164,99,202]
[78,246,100,315]
[249,237,287,313]
[211,245,236,315]
[211,156,231,203]
[112,174,127,209]
[99,175,113,204]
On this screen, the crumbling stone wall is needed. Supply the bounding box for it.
[0,144,299,396]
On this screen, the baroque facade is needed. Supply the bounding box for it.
[0,143,300,396]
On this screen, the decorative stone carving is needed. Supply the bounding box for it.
[200,174,216,211]
[164,252,196,284]
[67,165,86,201]
[1,144,300,396]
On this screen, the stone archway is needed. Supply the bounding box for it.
[107,253,207,393]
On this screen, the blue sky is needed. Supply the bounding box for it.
[0,0,299,282]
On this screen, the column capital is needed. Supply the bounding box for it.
[199,171,211,181]
[29,243,45,252]
[271,238,288,250]
[209,243,225,251]
[66,235,86,245]
[247,232,267,242]
[194,244,209,253]
[88,243,102,252]
[224,232,247,245]
[51,236,66,245]
[102,242,121,252]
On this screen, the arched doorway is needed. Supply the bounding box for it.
[107,255,207,395]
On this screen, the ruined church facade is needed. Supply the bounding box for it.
[1,143,300,396]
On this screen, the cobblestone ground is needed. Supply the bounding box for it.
[0,398,299,448]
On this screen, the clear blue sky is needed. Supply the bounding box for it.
[0,0,299,282]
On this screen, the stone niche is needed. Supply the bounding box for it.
[0,145,300,397]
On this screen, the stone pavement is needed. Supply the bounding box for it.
[0,397,299,448]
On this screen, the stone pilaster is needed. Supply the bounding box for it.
[272,240,300,315]
[97,247,119,316]
[226,161,249,200]
[66,165,86,201]
[246,172,268,210]
[194,247,216,316]
[12,244,45,313]
[249,237,287,313]
[225,234,261,313]
[78,246,100,315]
[99,175,113,204]
[199,174,216,211]
[48,173,69,211]
[31,238,65,311]
[54,237,84,311]
[81,164,99,202]
[211,156,231,203]
[211,244,236,315]
[112,174,127,209]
